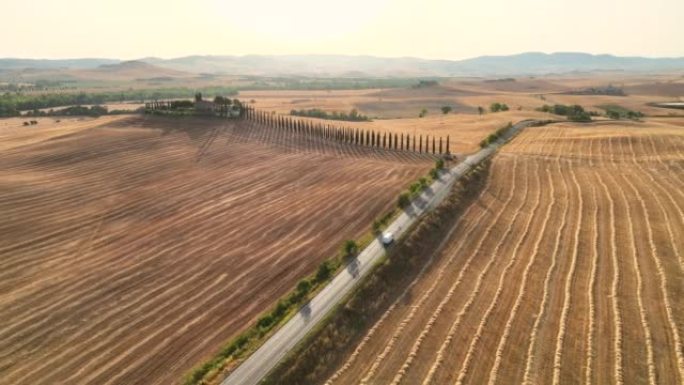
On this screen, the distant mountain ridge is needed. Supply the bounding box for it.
[1,53,683,77]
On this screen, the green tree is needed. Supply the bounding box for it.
[419,108,428,118]
[441,106,452,114]
[343,240,359,257]
[490,102,502,113]
[501,104,510,111]
[315,261,332,282]
[296,279,311,294]
[607,110,621,120]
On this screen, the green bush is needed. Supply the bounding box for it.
[343,240,359,257]
[316,261,332,282]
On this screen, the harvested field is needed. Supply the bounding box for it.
[0,115,431,385]
[323,119,684,385]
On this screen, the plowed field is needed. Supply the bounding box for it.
[0,115,432,385]
[326,119,684,385]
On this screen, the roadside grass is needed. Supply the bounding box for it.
[260,160,491,385]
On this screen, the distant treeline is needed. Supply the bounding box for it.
[0,87,238,117]
[412,80,439,88]
[290,108,371,122]
[241,77,441,91]
[23,105,138,117]
[564,85,625,96]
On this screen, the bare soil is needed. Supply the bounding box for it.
[0,115,431,385]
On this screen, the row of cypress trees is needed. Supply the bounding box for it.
[244,106,450,155]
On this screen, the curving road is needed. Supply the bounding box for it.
[220,120,538,385]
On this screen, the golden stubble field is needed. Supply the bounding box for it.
[322,118,684,385]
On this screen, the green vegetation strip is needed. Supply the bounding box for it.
[185,158,447,385]
[598,104,645,120]
[261,160,491,385]
[479,122,513,148]
[0,87,238,117]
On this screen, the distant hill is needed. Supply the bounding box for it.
[0,60,192,82]
[90,60,189,79]
[1,53,683,77]
[0,58,119,70]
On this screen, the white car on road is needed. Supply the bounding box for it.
[381,232,394,246]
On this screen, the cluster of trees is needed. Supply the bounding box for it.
[566,85,625,96]
[489,102,510,113]
[538,104,592,122]
[412,80,439,88]
[290,108,370,122]
[441,106,452,114]
[0,87,238,117]
[603,105,645,120]
[24,105,115,117]
[244,77,423,91]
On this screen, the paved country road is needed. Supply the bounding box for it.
[220,120,539,385]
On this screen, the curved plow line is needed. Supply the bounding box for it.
[0,169,319,358]
[621,174,684,382]
[595,172,623,385]
[388,167,536,385]
[326,169,499,385]
[390,161,538,385]
[453,153,537,385]
[359,159,519,385]
[5,271,230,385]
[583,135,598,385]
[652,134,684,185]
[551,143,583,385]
[611,173,657,385]
[628,136,684,269]
[486,160,552,385]
[419,158,525,385]
[521,130,569,385]
[645,135,684,201]
[389,126,551,385]
[584,183,598,385]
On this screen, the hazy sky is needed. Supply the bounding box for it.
[2,0,682,60]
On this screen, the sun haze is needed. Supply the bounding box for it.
[2,0,682,59]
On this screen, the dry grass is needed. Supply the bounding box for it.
[320,118,684,385]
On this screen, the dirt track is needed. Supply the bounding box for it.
[0,116,430,385]
[325,120,684,385]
